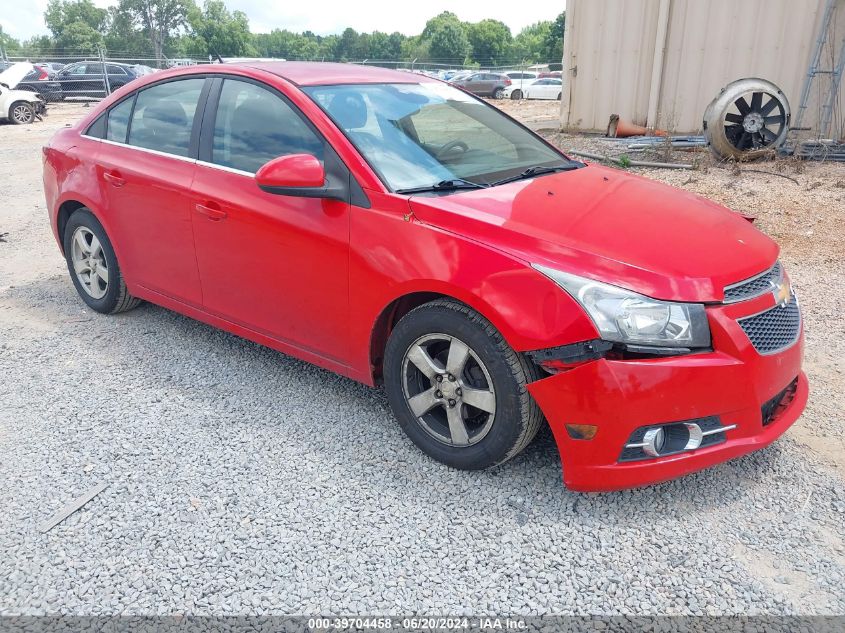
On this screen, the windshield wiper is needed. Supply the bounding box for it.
[489,163,581,187]
[396,178,489,194]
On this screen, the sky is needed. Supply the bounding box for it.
[1,0,565,41]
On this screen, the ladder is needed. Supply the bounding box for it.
[795,0,845,138]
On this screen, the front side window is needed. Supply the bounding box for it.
[211,79,323,174]
[305,82,569,192]
[127,78,205,157]
[107,65,128,76]
[107,97,133,142]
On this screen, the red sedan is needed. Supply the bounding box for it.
[42,63,807,491]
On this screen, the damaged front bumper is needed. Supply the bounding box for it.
[526,297,807,492]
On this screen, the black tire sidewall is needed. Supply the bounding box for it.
[62,208,123,314]
[384,303,529,470]
[10,102,34,124]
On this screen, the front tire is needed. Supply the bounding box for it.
[63,208,141,314]
[511,89,522,100]
[384,299,543,470]
[9,102,35,124]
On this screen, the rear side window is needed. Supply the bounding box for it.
[127,78,205,157]
[107,65,127,76]
[107,97,134,143]
[210,79,323,174]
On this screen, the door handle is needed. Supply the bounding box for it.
[195,203,227,221]
[102,171,126,187]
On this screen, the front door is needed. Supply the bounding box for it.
[94,77,208,305]
[190,77,350,362]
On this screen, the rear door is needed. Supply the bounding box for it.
[92,77,209,305]
[106,64,131,92]
[190,77,351,361]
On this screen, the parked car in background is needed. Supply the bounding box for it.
[0,62,46,124]
[0,62,63,102]
[40,62,67,73]
[43,62,807,491]
[56,62,145,99]
[449,72,511,98]
[504,77,563,101]
[504,71,538,92]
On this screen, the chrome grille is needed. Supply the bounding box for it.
[723,261,782,303]
[738,295,801,354]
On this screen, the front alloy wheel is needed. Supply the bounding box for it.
[384,299,543,470]
[10,102,35,124]
[402,333,497,447]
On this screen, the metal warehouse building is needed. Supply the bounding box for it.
[560,0,845,137]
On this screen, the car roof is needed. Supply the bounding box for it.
[240,61,437,86]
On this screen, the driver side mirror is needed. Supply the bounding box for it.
[255,154,346,201]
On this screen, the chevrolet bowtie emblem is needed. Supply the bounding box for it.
[773,279,791,307]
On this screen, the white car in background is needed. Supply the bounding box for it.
[503,77,563,101]
[0,62,46,124]
[504,71,538,92]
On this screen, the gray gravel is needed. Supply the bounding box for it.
[1,105,844,616]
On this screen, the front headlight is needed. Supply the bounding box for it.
[533,265,711,349]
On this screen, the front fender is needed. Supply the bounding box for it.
[349,193,598,383]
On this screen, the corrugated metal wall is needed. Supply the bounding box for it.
[560,0,845,137]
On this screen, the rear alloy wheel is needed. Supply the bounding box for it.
[384,299,543,470]
[9,102,35,124]
[63,208,141,314]
[511,89,522,100]
[493,87,504,100]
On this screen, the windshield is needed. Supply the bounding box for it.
[303,82,573,192]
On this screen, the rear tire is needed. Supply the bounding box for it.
[493,87,504,100]
[384,299,543,470]
[62,208,141,314]
[511,90,522,100]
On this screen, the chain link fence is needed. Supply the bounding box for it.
[0,46,561,103]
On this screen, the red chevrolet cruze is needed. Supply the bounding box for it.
[42,63,807,491]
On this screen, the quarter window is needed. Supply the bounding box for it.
[211,79,323,174]
[127,78,205,157]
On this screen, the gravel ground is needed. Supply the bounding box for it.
[0,103,844,617]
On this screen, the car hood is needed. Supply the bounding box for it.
[407,164,778,302]
[0,62,34,90]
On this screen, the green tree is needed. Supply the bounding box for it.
[467,19,512,66]
[45,0,108,36]
[115,0,193,63]
[421,12,463,39]
[543,11,565,63]
[43,0,108,53]
[105,5,154,56]
[425,15,469,64]
[0,26,21,55]
[186,0,254,57]
[512,21,552,63]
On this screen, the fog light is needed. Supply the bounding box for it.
[565,424,598,440]
[642,427,666,457]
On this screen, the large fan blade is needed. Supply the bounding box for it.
[725,113,744,124]
[737,131,751,149]
[760,96,779,116]
[764,115,784,127]
[735,96,751,115]
[750,92,762,112]
[761,127,777,143]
